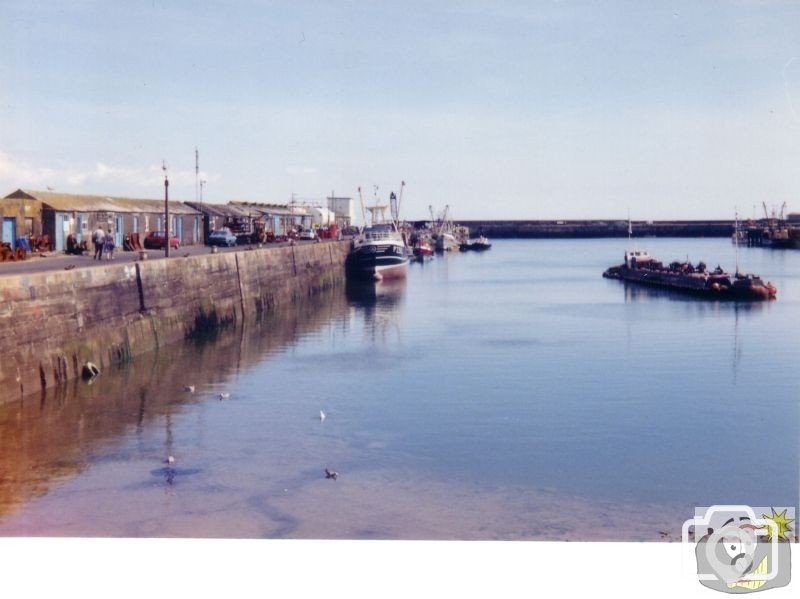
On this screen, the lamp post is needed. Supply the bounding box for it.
[163,161,170,258]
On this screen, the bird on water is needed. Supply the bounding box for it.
[325,468,338,480]
[319,410,326,422]
[219,392,230,400]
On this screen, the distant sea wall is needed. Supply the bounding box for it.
[0,241,351,404]
[458,220,736,238]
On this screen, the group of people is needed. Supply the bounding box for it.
[92,226,116,260]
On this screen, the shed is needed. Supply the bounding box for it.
[3,189,204,251]
[184,202,255,242]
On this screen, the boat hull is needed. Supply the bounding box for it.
[346,248,410,281]
[459,241,492,252]
[435,234,459,252]
[603,265,776,301]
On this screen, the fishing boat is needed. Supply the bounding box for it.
[412,238,434,257]
[345,183,411,281]
[459,235,492,251]
[430,205,467,252]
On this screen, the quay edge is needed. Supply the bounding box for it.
[0,241,351,405]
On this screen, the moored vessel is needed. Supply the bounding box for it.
[345,183,411,281]
[412,238,434,257]
[603,251,776,301]
[430,205,467,252]
[459,235,492,252]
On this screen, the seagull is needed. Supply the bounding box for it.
[325,468,338,480]
[183,385,195,393]
[219,392,230,400]
[319,410,326,422]
[165,455,175,464]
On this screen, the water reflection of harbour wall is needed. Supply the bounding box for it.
[0,288,350,519]
[0,241,351,404]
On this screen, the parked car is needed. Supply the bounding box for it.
[208,227,237,247]
[298,229,318,241]
[143,231,180,250]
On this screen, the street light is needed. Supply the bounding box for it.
[163,161,170,258]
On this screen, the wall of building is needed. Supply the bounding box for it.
[0,240,351,404]
[0,198,43,244]
[42,210,204,250]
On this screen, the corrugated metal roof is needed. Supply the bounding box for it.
[4,189,201,215]
[184,201,253,218]
[229,201,308,216]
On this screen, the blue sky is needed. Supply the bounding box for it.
[2,1,800,220]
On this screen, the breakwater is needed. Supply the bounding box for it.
[459,220,735,238]
[0,241,351,404]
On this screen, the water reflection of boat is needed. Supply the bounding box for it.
[621,280,768,310]
[345,278,406,308]
[345,279,406,341]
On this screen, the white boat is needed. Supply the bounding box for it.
[430,205,467,251]
[435,232,459,252]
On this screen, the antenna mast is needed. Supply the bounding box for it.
[195,147,199,203]
[735,207,740,275]
[627,208,632,244]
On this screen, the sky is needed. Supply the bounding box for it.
[2,0,800,220]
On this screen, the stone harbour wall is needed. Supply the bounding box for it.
[0,241,351,404]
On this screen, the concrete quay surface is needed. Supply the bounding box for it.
[0,239,323,278]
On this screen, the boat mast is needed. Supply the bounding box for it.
[358,187,367,230]
[735,207,740,275]
[627,208,632,245]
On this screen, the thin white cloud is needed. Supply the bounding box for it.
[0,150,220,192]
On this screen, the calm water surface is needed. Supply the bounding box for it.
[1,238,798,540]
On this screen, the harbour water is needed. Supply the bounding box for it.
[0,238,798,540]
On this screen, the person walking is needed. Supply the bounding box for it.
[93,225,105,260]
[104,228,115,260]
